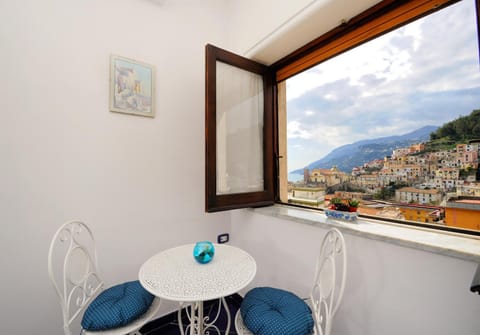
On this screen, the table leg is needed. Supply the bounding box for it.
[196,301,204,335]
[178,302,205,335]
[178,303,185,335]
[178,298,232,335]
[221,297,231,334]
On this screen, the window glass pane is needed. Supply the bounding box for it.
[216,61,264,195]
[284,0,480,232]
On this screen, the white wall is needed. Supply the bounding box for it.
[0,0,230,334]
[231,210,480,335]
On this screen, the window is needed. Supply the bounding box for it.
[281,0,480,234]
[206,0,480,234]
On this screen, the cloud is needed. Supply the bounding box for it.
[287,120,313,139]
[286,0,480,171]
[304,110,315,116]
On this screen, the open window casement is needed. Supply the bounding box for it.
[205,44,276,212]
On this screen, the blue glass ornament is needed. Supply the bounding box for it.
[193,241,215,264]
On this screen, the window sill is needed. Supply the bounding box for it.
[251,204,480,263]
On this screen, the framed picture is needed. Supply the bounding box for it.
[110,55,155,117]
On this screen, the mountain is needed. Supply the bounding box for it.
[292,125,438,174]
[430,109,480,142]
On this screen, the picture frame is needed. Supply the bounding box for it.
[109,55,155,117]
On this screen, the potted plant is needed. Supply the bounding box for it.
[329,198,353,212]
[326,197,359,222]
[348,199,360,212]
[329,197,343,210]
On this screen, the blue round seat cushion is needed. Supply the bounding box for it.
[240,287,314,335]
[81,280,155,331]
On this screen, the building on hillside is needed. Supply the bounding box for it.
[427,167,460,190]
[457,182,480,197]
[393,147,410,158]
[457,150,478,169]
[378,164,424,184]
[425,154,440,172]
[357,201,404,219]
[352,167,362,176]
[303,168,310,184]
[445,197,480,231]
[466,142,479,152]
[289,186,325,207]
[397,204,442,223]
[456,143,467,154]
[333,191,367,200]
[395,187,441,205]
[386,157,407,167]
[378,169,399,186]
[392,143,424,159]
[409,143,425,154]
[355,174,380,189]
[308,166,350,186]
[455,143,479,168]
[405,165,424,180]
[429,150,457,169]
[309,169,327,183]
[406,156,418,164]
[435,167,460,181]
[438,152,459,168]
[364,159,384,169]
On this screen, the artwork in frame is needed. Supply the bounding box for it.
[110,55,155,117]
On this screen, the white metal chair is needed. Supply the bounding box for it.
[48,221,162,335]
[235,228,347,335]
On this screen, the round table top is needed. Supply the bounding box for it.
[139,243,257,302]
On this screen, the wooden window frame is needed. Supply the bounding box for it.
[205,44,275,212]
[272,0,476,81]
[205,0,480,216]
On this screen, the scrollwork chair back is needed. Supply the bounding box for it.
[310,228,347,335]
[48,221,104,335]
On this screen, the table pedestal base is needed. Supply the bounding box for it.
[178,297,231,335]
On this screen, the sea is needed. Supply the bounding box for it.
[288,173,304,183]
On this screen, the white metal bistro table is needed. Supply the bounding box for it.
[139,243,256,335]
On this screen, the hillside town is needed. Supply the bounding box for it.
[289,141,480,231]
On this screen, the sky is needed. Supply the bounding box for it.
[286,0,480,172]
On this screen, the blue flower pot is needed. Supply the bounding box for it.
[193,241,215,264]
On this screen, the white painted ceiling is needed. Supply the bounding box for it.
[245,0,384,65]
